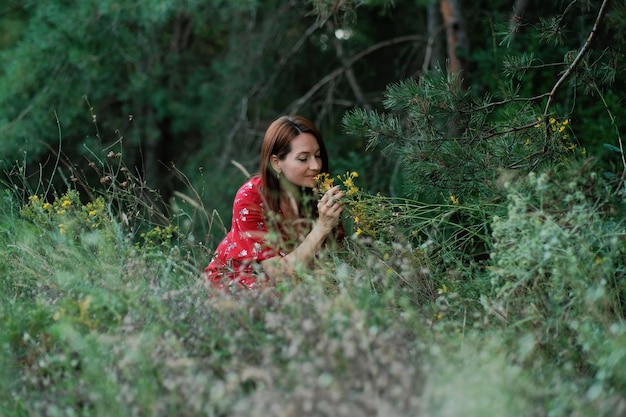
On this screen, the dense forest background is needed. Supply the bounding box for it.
[2,0,624,245]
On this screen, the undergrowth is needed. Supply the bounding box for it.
[1,113,625,416]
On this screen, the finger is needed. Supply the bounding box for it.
[318,201,331,213]
[326,202,342,215]
[324,186,340,199]
[325,191,343,203]
[318,203,339,218]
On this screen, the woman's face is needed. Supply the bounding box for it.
[273,132,322,189]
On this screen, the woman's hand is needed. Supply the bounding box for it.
[317,186,344,233]
[262,186,344,279]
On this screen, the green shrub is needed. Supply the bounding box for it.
[486,161,626,401]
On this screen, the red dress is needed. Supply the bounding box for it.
[205,176,285,289]
[205,176,344,289]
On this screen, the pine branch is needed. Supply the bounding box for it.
[542,0,611,117]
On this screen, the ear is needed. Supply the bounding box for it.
[270,155,281,174]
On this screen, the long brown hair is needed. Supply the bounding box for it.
[260,115,329,215]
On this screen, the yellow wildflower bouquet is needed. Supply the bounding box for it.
[315,171,359,195]
[315,170,489,249]
[315,171,385,237]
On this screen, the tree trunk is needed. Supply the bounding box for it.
[424,2,445,72]
[440,0,469,89]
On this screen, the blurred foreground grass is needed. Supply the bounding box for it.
[1,162,625,417]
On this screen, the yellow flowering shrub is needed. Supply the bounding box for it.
[21,190,110,237]
[533,117,580,154]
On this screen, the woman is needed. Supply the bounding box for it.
[205,115,344,289]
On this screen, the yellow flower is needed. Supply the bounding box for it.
[29,195,39,201]
[449,195,459,205]
[343,179,358,195]
[317,171,360,196]
[58,224,66,234]
[88,210,97,216]
[57,209,66,215]
[356,227,363,235]
[61,199,72,208]
[42,202,52,210]
[549,117,556,125]
[437,284,448,294]
[354,216,360,224]
[338,171,360,196]
[315,173,335,193]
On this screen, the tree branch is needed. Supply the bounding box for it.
[252,18,325,99]
[542,0,611,117]
[473,92,550,111]
[288,34,422,114]
[328,20,372,112]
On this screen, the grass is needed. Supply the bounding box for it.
[1,154,625,417]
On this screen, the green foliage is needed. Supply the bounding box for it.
[335,3,626,415]
[343,67,592,205]
[2,1,626,416]
[0,0,291,197]
[3,146,626,416]
[486,162,626,393]
[2,183,431,415]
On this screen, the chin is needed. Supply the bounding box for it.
[300,180,316,189]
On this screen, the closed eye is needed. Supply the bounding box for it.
[296,153,321,162]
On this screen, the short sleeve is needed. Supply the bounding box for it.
[204,177,279,288]
[229,179,279,261]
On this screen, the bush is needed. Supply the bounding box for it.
[486,160,626,405]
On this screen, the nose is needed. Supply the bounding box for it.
[310,157,321,171]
